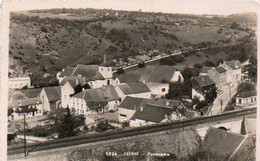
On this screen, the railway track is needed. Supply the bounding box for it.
[8,107,256,155]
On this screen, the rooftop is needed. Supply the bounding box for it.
[237,90,257,98]
[43,86,61,102]
[139,65,177,83]
[73,85,120,103]
[192,76,215,88]
[117,82,151,95]
[202,127,246,157]
[131,104,175,123]
[215,66,227,73]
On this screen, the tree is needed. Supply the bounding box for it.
[138,61,145,68]
[238,82,255,93]
[195,101,208,110]
[58,107,77,138]
[116,68,124,74]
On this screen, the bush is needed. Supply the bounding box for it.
[138,62,145,68]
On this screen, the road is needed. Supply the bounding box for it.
[8,107,256,156]
[209,84,238,115]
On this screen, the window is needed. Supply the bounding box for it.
[238,99,242,104]
[162,88,166,92]
[251,98,253,103]
[255,97,256,102]
[120,114,127,117]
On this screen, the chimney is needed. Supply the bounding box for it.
[202,77,204,81]
[166,101,170,106]
[140,106,143,111]
[76,79,79,85]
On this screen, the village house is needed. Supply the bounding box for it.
[8,98,43,120]
[202,127,250,160]
[146,82,169,97]
[191,76,216,101]
[220,60,242,86]
[129,103,183,127]
[70,85,120,115]
[117,97,148,122]
[9,77,31,89]
[59,76,87,108]
[40,86,61,112]
[117,96,185,123]
[208,66,227,91]
[57,64,114,88]
[236,90,257,108]
[115,82,151,100]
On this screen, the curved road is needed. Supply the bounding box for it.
[210,84,238,115]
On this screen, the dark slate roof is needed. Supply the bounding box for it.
[215,67,227,73]
[59,76,86,87]
[59,65,105,81]
[139,65,177,83]
[73,85,120,102]
[224,60,241,69]
[200,67,213,74]
[43,86,61,102]
[237,90,256,98]
[10,88,42,100]
[117,82,151,95]
[192,76,215,88]
[72,64,104,81]
[118,96,148,110]
[202,127,246,157]
[116,73,141,83]
[147,98,182,110]
[9,98,42,108]
[131,104,174,123]
[59,67,74,77]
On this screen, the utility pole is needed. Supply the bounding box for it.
[24,113,27,157]
[220,99,223,113]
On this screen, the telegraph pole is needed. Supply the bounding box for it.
[24,113,27,157]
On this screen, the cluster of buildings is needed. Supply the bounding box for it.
[192,60,243,101]
[8,64,188,127]
[8,59,256,127]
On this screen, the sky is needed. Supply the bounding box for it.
[0,0,259,16]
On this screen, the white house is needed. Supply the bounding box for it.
[236,90,257,108]
[40,86,61,112]
[57,64,115,88]
[220,60,242,86]
[59,76,87,108]
[70,85,120,115]
[8,98,43,120]
[115,82,151,101]
[146,82,169,97]
[9,77,31,89]
[117,97,148,122]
